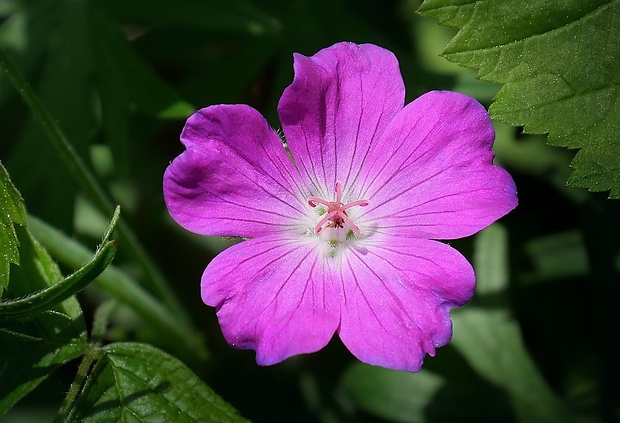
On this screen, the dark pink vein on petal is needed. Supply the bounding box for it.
[252,131,309,200]
[344,252,396,338]
[362,170,486,225]
[350,247,428,342]
[358,114,447,204]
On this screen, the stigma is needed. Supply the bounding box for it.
[307,182,369,234]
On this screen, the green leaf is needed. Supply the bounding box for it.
[0,162,26,295]
[521,230,589,284]
[341,362,512,423]
[342,365,443,423]
[0,226,87,416]
[0,207,119,320]
[64,342,249,423]
[450,225,572,422]
[419,0,620,198]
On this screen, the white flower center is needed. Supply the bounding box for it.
[307,181,369,238]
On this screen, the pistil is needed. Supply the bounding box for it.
[308,182,369,234]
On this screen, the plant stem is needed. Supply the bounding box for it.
[55,300,114,422]
[54,344,101,423]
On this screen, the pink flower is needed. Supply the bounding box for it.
[163,42,517,372]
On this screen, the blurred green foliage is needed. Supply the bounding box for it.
[1,0,618,422]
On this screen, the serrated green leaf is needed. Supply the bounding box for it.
[419,0,620,198]
[0,225,87,416]
[0,162,26,295]
[450,225,572,422]
[64,342,248,423]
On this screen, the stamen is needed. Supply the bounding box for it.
[334,181,344,206]
[340,213,361,234]
[314,211,337,233]
[307,197,330,208]
[307,181,369,234]
[341,199,370,209]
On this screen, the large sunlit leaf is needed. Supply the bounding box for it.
[450,225,572,422]
[419,0,620,198]
[0,162,26,295]
[64,342,249,423]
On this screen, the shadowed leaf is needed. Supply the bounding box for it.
[64,342,249,423]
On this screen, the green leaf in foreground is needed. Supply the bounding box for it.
[419,0,620,198]
[0,162,26,295]
[64,342,249,423]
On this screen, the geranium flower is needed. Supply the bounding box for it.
[163,42,517,372]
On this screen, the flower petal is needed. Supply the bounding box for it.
[337,237,474,372]
[358,91,517,240]
[201,235,340,365]
[163,104,306,238]
[278,42,405,196]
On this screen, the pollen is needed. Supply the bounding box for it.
[307,181,369,234]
